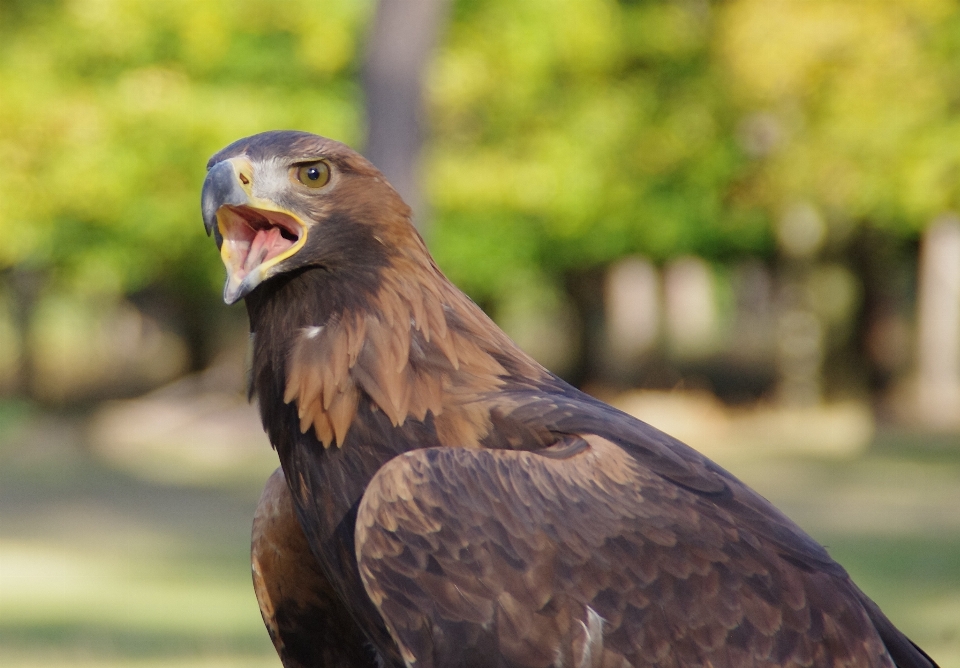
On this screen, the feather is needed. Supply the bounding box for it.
[251,468,381,668]
[204,131,938,668]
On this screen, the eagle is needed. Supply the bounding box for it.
[201,131,938,668]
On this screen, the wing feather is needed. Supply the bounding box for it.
[355,436,898,668]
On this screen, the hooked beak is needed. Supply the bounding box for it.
[201,158,307,304]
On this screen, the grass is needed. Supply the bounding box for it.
[0,405,278,667]
[0,402,958,667]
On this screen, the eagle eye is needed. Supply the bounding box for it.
[295,161,331,189]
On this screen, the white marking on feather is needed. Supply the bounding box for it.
[577,607,605,668]
[303,326,323,339]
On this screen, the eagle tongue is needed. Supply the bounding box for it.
[245,226,283,272]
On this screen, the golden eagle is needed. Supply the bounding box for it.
[202,131,937,668]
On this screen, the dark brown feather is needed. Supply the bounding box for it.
[252,468,380,668]
[204,131,939,668]
[355,436,868,668]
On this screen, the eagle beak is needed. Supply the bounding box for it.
[202,158,307,305]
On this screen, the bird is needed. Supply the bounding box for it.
[251,467,381,667]
[201,130,938,668]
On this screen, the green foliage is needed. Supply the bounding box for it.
[3,0,960,308]
[719,0,960,230]
[426,0,960,302]
[0,0,372,297]
[426,0,769,300]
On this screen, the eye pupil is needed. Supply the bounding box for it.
[296,161,330,188]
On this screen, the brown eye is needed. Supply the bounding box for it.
[296,161,330,188]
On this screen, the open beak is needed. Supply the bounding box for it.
[202,159,307,304]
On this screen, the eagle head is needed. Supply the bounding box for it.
[201,130,413,304]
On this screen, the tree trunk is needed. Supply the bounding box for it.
[362,0,449,231]
[916,215,960,428]
[6,267,43,398]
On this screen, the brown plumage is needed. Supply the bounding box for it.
[202,130,938,668]
[252,468,380,668]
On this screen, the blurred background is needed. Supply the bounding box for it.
[1,0,959,665]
